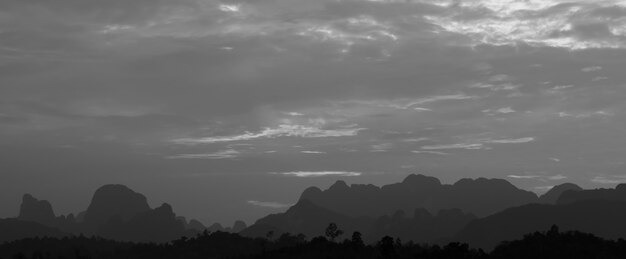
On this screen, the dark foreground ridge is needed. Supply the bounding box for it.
[2,226,626,259]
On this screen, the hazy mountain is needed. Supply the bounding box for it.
[241,199,365,240]
[84,184,151,228]
[17,194,56,226]
[98,203,186,242]
[232,220,248,233]
[538,183,583,204]
[242,199,476,243]
[299,174,538,218]
[454,200,626,250]
[557,184,626,204]
[369,208,476,244]
[0,219,67,244]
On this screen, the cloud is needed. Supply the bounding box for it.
[411,150,449,155]
[424,1,626,49]
[271,171,362,177]
[507,175,541,179]
[483,107,516,115]
[172,124,366,144]
[166,149,240,159]
[421,143,484,150]
[591,176,626,184]
[420,137,534,150]
[508,174,567,181]
[247,200,292,209]
[581,66,602,72]
[402,94,478,108]
[485,137,535,144]
[301,151,326,154]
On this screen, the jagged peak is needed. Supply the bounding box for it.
[328,180,349,191]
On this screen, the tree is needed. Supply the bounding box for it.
[325,223,344,242]
[351,231,364,247]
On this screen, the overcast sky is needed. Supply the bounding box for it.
[2,0,626,225]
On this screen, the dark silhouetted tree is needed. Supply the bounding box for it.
[325,223,344,242]
[351,231,364,247]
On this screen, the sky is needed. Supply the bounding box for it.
[2,0,626,225]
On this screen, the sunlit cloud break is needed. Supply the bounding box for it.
[247,200,292,209]
[486,137,535,144]
[591,176,626,185]
[166,149,240,159]
[272,171,362,177]
[172,124,366,144]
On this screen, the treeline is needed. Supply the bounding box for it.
[2,225,626,259]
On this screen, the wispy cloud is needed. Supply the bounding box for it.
[247,200,292,209]
[485,137,535,144]
[581,66,602,72]
[402,94,478,109]
[271,171,362,177]
[508,174,567,181]
[591,176,626,184]
[301,151,326,154]
[166,149,240,159]
[421,143,484,150]
[172,124,365,144]
[419,137,534,151]
[412,150,449,155]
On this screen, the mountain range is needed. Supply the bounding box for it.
[4,174,626,251]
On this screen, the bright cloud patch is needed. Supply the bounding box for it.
[247,200,292,209]
[591,176,626,184]
[166,149,240,159]
[421,143,484,150]
[272,171,362,177]
[172,124,365,145]
[508,174,567,181]
[486,137,535,144]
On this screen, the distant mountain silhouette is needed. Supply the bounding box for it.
[538,183,582,204]
[557,183,626,204]
[232,220,247,233]
[369,208,476,244]
[241,199,364,240]
[98,203,186,242]
[454,199,626,250]
[18,194,56,226]
[84,184,151,229]
[242,199,475,243]
[5,184,200,243]
[208,223,226,232]
[177,216,207,231]
[0,218,66,243]
[300,174,538,218]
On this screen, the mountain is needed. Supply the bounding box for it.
[17,194,56,226]
[5,184,197,243]
[299,174,538,218]
[369,208,476,244]
[557,183,626,204]
[454,200,626,250]
[242,199,475,243]
[84,184,151,229]
[98,203,186,242]
[232,220,247,233]
[0,218,67,243]
[241,199,367,240]
[538,183,583,204]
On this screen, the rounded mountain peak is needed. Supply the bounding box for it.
[84,184,151,226]
[402,174,442,187]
